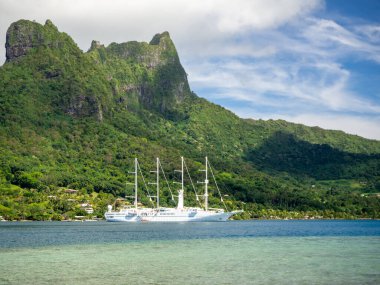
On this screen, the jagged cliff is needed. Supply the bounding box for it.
[4,19,191,120]
[88,31,191,118]
[0,19,379,220]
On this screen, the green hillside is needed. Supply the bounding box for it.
[0,19,379,221]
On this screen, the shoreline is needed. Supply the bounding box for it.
[1,217,378,222]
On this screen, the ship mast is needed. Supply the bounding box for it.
[174,156,185,209]
[197,156,210,211]
[149,157,160,209]
[134,158,138,209]
[204,156,209,211]
[177,156,184,209]
[156,157,159,209]
[182,156,184,193]
[127,158,139,209]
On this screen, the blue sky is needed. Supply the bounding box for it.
[0,0,379,139]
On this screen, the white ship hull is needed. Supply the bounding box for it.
[105,208,240,222]
[139,208,238,222]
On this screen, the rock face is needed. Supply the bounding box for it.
[66,94,103,121]
[5,19,62,62]
[88,40,104,51]
[97,31,191,117]
[106,32,177,68]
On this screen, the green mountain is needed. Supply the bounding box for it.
[0,19,379,220]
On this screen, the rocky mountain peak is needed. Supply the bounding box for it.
[149,31,171,45]
[44,19,57,28]
[5,19,42,62]
[88,40,104,52]
[5,19,78,62]
[91,31,191,117]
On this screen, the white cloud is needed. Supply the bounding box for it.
[302,18,380,63]
[306,19,363,48]
[356,24,380,43]
[187,58,380,114]
[210,0,322,32]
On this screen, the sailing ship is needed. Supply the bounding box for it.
[105,157,242,222]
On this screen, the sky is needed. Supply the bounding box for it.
[0,0,379,140]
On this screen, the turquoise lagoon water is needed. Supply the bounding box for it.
[0,220,379,284]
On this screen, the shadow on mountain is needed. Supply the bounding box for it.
[246,131,380,180]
